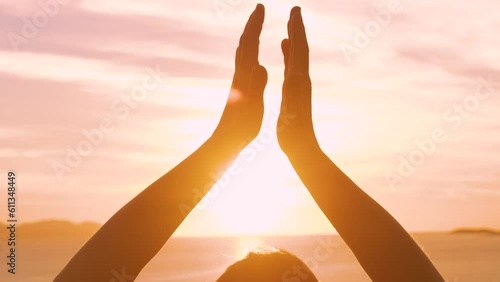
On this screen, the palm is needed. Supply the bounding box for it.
[213,4,268,146]
[278,8,318,156]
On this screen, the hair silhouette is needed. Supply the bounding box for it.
[216,248,318,282]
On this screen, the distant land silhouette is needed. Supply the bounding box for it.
[1,220,499,241]
[450,228,500,236]
[0,220,100,241]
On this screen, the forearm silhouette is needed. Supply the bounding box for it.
[54,5,267,282]
[277,7,444,282]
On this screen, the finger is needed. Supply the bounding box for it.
[287,6,301,73]
[289,7,309,74]
[235,6,257,70]
[287,6,301,39]
[250,65,268,100]
[281,39,290,78]
[237,4,265,72]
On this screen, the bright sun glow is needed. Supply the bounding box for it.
[209,141,300,236]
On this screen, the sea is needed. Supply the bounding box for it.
[1,233,499,282]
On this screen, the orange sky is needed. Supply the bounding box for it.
[1,0,499,237]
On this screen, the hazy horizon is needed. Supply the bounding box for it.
[1,0,499,237]
[1,219,499,239]
[1,233,499,281]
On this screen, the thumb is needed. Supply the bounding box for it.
[250,65,268,97]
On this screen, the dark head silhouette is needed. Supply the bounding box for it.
[216,248,318,282]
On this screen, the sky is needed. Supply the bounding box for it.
[0,0,499,237]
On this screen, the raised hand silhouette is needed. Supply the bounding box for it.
[213,4,268,145]
[277,7,445,282]
[54,5,269,282]
[278,7,319,157]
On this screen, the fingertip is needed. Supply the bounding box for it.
[254,3,265,23]
[288,6,300,26]
[291,9,305,34]
[291,6,301,16]
[292,8,303,22]
[255,3,265,18]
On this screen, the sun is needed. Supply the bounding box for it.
[209,142,299,236]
